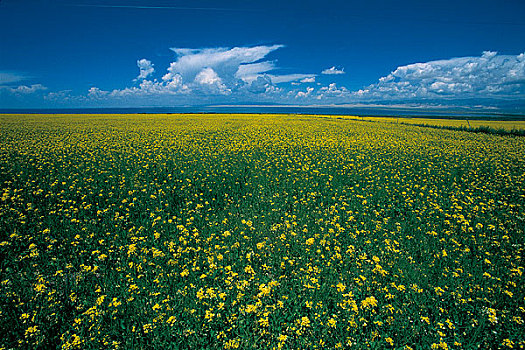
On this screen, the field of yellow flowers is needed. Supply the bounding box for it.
[0,113,524,349]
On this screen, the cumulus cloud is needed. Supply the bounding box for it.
[319,83,349,95]
[296,86,314,98]
[322,66,345,75]
[164,45,316,89]
[7,46,524,107]
[44,90,74,101]
[245,75,278,94]
[3,84,47,94]
[0,73,48,105]
[165,45,283,85]
[355,51,525,100]
[92,44,319,100]
[110,77,189,98]
[136,59,154,80]
[87,74,189,101]
[88,87,110,99]
[300,76,316,83]
[194,67,231,94]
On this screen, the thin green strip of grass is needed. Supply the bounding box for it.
[402,122,525,137]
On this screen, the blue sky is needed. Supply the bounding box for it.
[0,0,524,109]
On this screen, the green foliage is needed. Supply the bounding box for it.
[0,114,524,349]
[401,122,525,137]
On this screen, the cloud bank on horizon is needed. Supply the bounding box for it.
[1,45,524,108]
[355,51,525,101]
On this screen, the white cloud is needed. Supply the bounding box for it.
[320,83,349,94]
[315,83,350,100]
[136,59,154,80]
[235,61,275,82]
[44,90,74,101]
[165,45,283,85]
[91,44,318,100]
[6,46,524,107]
[296,86,314,98]
[245,75,278,94]
[268,74,316,84]
[355,51,525,100]
[322,66,345,75]
[88,73,189,101]
[88,87,110,99]
[300,76,316,83]
[194,67,230,94]
[109,77,189,98]
[195,67,221,85]
[5,84,47,94]
[165,45,315,88]
[0,73,48,103]
[0,72,27,84]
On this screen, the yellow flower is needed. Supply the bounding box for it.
[434,287,445,296]
[300,316,310,327]
[24,325,39,337]
[196,289,205,300]
[224,339,240,349]
[258,316,269,327]
[258,284,271,296]
[278,334,287,342]
[167,316,176,325]
[245,304,257,313]
[143,324,152,334]
[205,309,215,321]
[361,296,378,308]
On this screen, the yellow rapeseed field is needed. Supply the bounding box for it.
[0,114,524,349]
